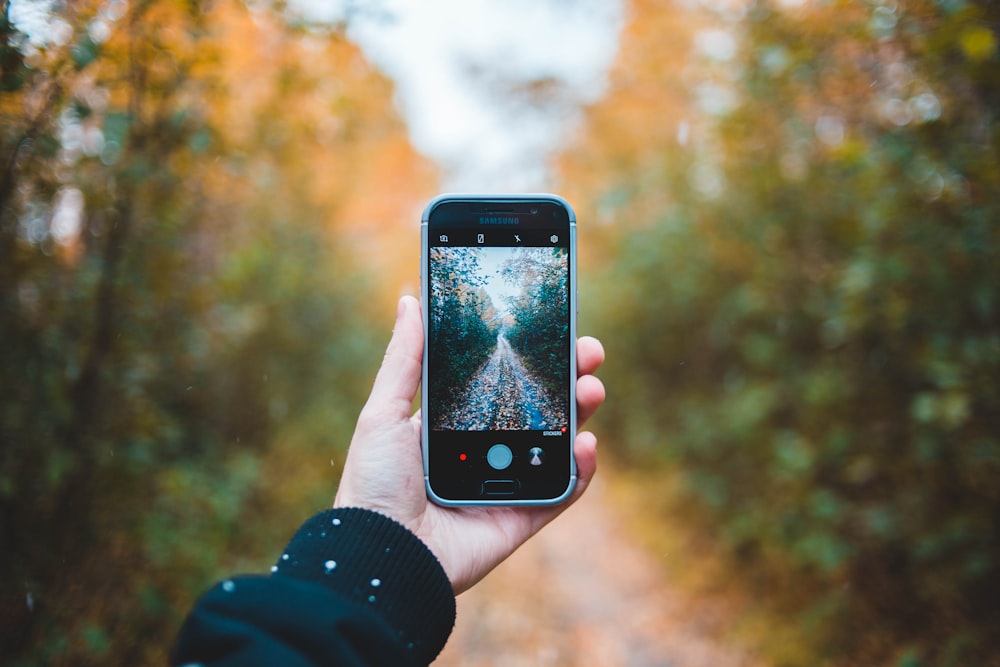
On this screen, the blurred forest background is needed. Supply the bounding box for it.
[1,0,997,666]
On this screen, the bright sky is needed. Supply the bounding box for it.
[291,0,625,191]
[478,247,520,316]
[11,0,625,191]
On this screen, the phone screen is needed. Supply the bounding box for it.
[422,196,576,505]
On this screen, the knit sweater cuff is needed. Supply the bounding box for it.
[271,507,456,662]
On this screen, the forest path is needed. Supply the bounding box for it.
[432,473,760,667]
[438,334,563,430]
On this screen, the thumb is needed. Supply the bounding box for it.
[363,296,424,420]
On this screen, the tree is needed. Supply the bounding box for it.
[0,1,434,663]
[558,0,999,664]
[503,246,569,401]
[427,246,498,423]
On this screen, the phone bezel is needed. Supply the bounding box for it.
[420,194,578,506]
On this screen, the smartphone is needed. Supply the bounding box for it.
[421,194,577,506]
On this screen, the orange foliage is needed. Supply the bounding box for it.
[200,0,436,304]
[557,0,707,249]
[75,0,434,302]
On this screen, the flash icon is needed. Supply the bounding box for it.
[477,233,485,243]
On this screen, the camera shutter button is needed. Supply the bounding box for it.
[487,444,513,470]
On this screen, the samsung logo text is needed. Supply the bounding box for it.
[479,216,520,225]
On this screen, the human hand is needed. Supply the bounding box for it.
[334,295,605,594]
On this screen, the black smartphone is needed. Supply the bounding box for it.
[421,194,577,505]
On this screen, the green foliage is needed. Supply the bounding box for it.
[427,247,498,413]
[504,247,570,400]
[569,0,1000,664]
[0,2,398,663]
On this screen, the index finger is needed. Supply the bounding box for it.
[363,296,424,420]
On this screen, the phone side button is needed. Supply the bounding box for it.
[482,480,518,496]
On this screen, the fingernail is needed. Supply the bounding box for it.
[396,296,407,322]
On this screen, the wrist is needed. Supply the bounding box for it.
[274,507,456,662]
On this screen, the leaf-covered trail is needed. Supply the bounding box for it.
[437,334,563,431]
[433,474,760,666]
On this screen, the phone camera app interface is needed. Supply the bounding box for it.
[428,243,569,433]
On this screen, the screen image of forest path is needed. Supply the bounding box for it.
[429,245,569,432]
[435,333,564,430]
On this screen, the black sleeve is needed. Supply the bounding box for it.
[170,508,457,667]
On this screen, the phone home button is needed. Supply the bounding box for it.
[486,443,513,470]
[482,480,517,496]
